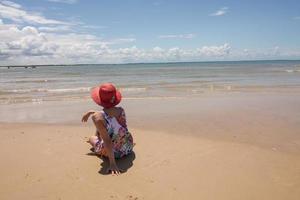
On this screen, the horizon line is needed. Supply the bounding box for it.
[1,59,300,67]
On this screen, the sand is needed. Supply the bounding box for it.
[0,93,300,200]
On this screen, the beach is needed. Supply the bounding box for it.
[1,0,300,198]
[1,91,300,200]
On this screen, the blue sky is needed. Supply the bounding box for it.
[0,0,300,65]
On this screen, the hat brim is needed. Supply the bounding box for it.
[91,86,122,108]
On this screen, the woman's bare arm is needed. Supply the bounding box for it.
[81,110,97,122]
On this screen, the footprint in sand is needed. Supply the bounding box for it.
[126,195,139,200]
[161,159,171,166]
[148,179,155,183]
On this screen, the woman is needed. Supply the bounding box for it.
[82,83,134,175]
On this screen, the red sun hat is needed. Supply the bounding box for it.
[91,83,122,108]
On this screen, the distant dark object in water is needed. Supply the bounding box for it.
[24,66,37,69]
[5,65,36,69]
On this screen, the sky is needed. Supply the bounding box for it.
[0,0,300,65]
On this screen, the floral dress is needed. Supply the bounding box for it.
[94,107,134,158]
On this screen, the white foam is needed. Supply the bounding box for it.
[8,87,91,93]
[47,87,91,93]
[285,69,294,73]
[32,98,43,104]
[11,89,33,93]
[120,87,147,92]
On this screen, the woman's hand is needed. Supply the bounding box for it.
[107,163,122,175]
[81,111,95,122]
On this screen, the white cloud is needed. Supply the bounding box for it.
[0,1,69,24]
[0,22,232,64]
[82,25,107,29]
[158,33,196,39]
[38,25,71,32]
[273,46,280,55]
[109,38,136,45]
[228,46,300,61]
[210,7,229,16]
[1,0,21,8]
[197,43,231,57]
[294,16,300,20]
[153,46,163,52]
[47,0,78,4]
[2,26,58,56]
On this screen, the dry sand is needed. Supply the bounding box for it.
[0,93,300,200]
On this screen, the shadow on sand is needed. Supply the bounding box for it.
[86,151,136,175]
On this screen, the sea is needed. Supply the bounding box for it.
[1,60,300,105]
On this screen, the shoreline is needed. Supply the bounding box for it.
[1,92,300,154]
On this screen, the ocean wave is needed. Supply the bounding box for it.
[61,72,82,76]
[14,79,58,83]
[0,87,91,94]
[285,69,300,73]
[120,87,147,92]
[285,69,295,73]
[1,79,62,84]
[47,87,91,93]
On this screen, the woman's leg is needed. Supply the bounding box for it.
[88,135,98,146]
[88,135,108,157]
[88,131,102,145]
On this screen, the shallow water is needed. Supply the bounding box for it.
[1,60,300,104]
